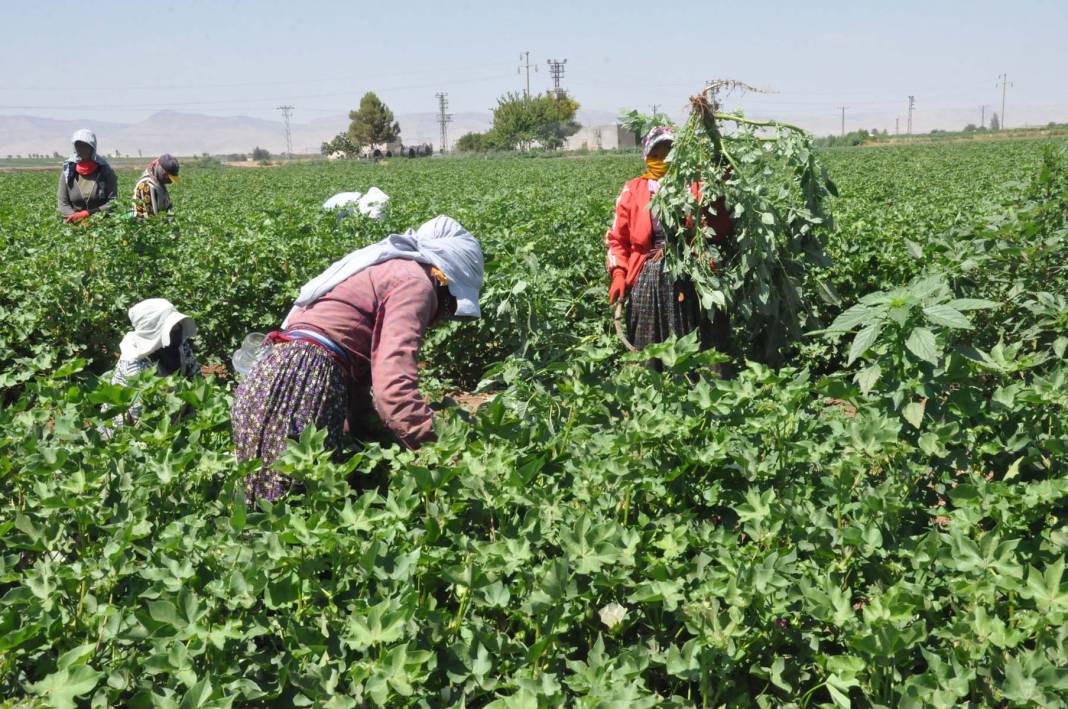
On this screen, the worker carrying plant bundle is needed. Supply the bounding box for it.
[57,129,120,223]
[607,84,835,368]
[605,125,734,364]
[232,215,484,503]
[132,154,181,218]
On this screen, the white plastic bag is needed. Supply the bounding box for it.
[322,186,389,220]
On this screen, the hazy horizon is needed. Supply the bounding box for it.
[3,0,1067,140]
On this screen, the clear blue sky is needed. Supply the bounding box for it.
[3,0,1066,133]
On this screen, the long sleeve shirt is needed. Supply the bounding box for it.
[57,164,119,218]
[132,172,173,219]
[605,177,733,286]
[285,259,439,448]
[103,340,197,432]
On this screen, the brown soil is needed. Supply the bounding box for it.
[823,398,858,417]
[200,364,229,379]
[448,392,492,412]
[221,160,287,169]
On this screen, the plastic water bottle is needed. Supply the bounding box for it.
[232,332,268,378]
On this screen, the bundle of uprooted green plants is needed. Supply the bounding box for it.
[650,80,838,366]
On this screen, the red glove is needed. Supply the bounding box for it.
[65,210,90,224]
[608,269,627,304]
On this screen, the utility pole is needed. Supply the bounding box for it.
[546,58,567,99]
[518,51,537,97]
[276,105,294,158]
[996,73,1012,129]
[650,104,659,118]
[979,105,987,129]
[837,106,847,136]
[907,96,915,135]
[895,118,899,135]
[435,92,452,153]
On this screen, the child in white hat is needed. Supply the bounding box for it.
[109,298,198,427]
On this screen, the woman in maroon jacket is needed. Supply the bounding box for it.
[605,125,734,363]
[232,216,484,503]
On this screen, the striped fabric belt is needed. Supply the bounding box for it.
[284,329,351,365]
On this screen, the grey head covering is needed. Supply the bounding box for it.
[62,128,109,182]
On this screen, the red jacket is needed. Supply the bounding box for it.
[604,177,733,286]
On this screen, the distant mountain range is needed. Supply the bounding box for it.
[0,109,622,157]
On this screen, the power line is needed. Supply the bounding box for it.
[907,95,916,134]
[517,51,537,98]
[276,105,294,157]
[996,73,1013,129]
[0,73,516,112]
[546,59,567,99]
[435,92,452,153]
[0,62,517,93]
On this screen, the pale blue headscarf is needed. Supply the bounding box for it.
[282,215,485,326]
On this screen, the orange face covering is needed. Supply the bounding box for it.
[641,157,667,180]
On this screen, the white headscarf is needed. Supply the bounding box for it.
[118,299,197,361]
[282,215,484,327]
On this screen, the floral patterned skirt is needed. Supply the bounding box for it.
[626,252,733,370]
[231,341,346,502]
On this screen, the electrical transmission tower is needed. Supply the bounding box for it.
[996,74,1012,129]
[518,51,537,97]
[276,105,294,157]
[907,96,915,135]
[546,58,567,99]
[837,106,847,136]
[435,92,452,153]
[979,105,988,129]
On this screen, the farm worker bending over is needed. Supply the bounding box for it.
[232,215,484,503]
[108,299,198,428]
[605,125,734,364]
[57,129,119,222]
[132,154,181,218]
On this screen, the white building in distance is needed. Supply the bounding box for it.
[565,124,638,151]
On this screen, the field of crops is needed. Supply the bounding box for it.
[1,139,1066,706]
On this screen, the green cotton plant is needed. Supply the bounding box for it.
[648,83,836,365]
[818,274,997,382]
[2,144,1068,706]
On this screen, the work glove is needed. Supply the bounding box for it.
[608,268,627,304]
[65,210,90,224]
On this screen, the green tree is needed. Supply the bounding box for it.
[489,92,581,150]
[455,131,500,152]
[320,133,360,157]
[348,92,401,148]
[990,112,1001,131]
[251,146,271,161]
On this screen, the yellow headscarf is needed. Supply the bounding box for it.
[641,157,668,180]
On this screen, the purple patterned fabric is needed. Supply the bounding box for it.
[642,125,675,158]
[231,341,346,503]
